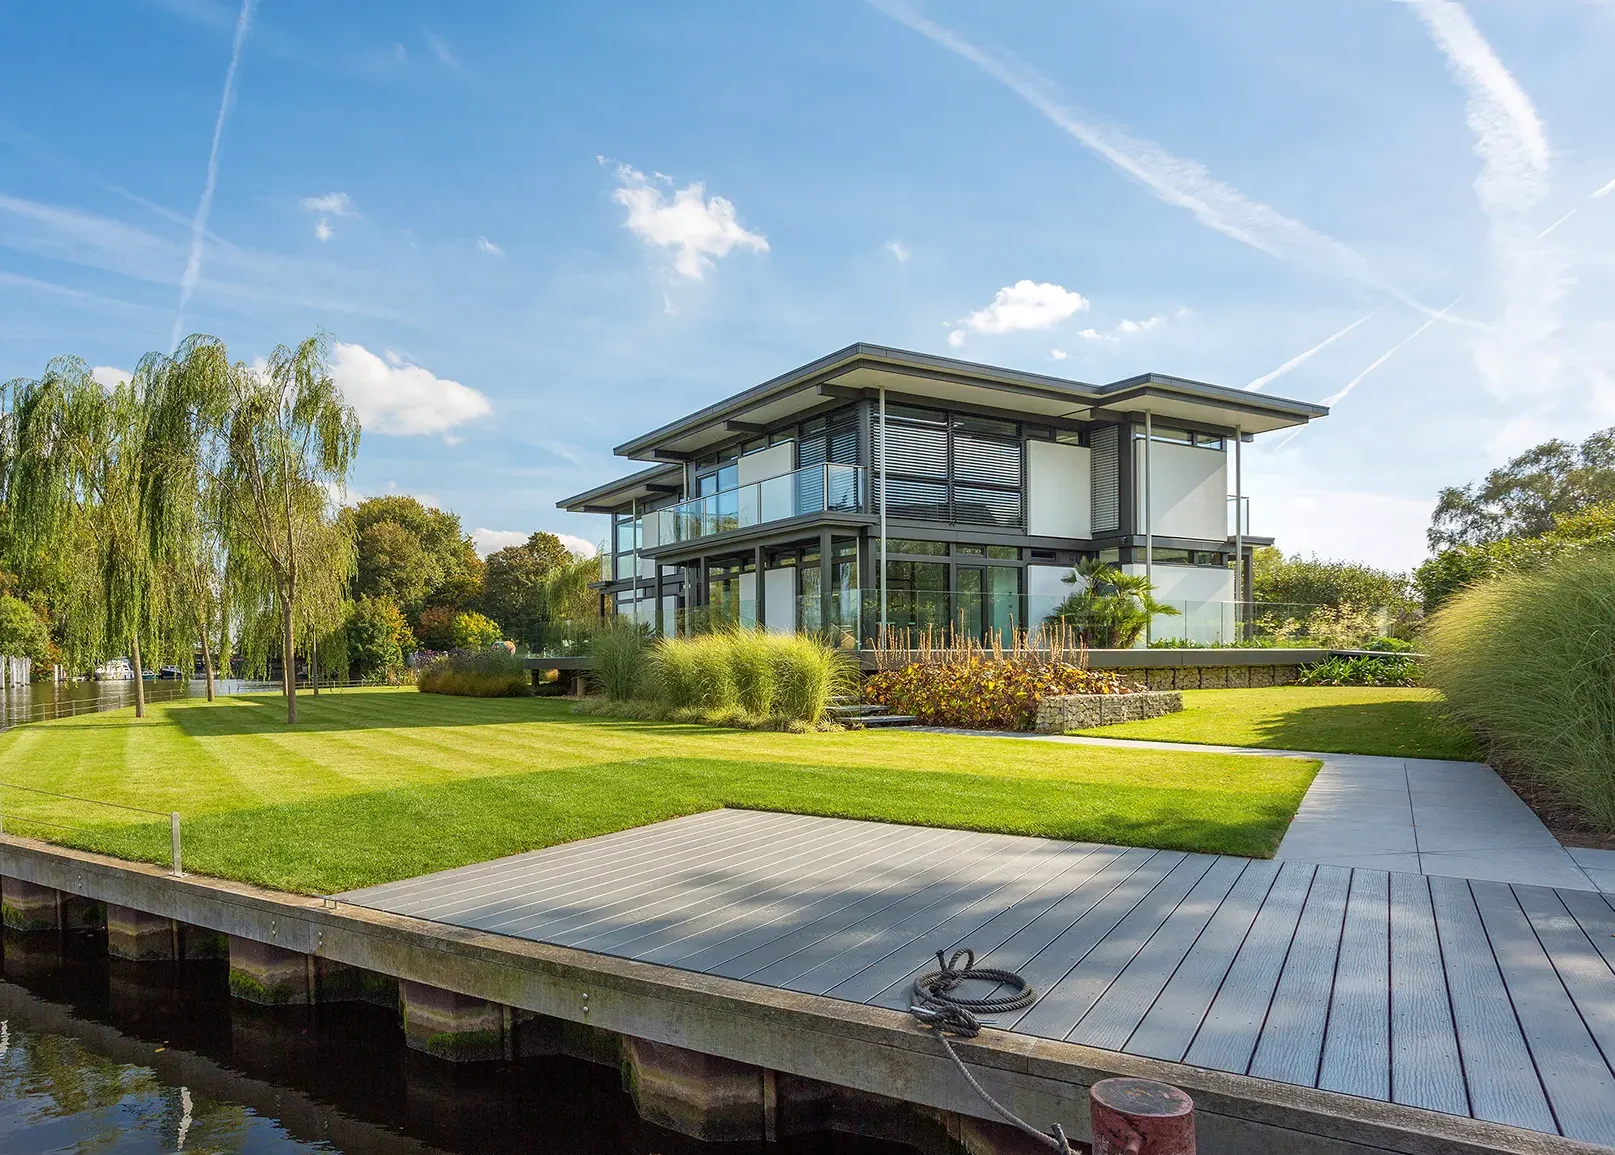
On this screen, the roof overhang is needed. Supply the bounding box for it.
[613,344,1327,461]
[556,462,683,514]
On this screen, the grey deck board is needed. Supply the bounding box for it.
[1386,872,1467,1116]
[1471,881,1615,1144]
[1067,856,1248,1050]
[1124,859,1281,1063]
[1318,868,1390,1101]
[1429,875,1558,1134]
[1247,864,1352,1085]
[338,808,1615,1146]
[1181,861,1315,1074]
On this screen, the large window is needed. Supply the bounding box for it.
[876,405,1024,529]
[613,511,640,581]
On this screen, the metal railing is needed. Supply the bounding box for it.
[658,463,865,545]
[0,779,184,876]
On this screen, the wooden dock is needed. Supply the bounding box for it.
[341,808,1615,1148]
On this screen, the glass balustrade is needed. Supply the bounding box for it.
[657,463,865,545]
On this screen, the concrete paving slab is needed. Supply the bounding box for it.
[1567,848,1615,895]
[1419,849,1594,889]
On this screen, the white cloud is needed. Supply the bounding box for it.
[472,528,598,559]
[1398,0,1563,400]
[424,31,458,67]
[328,342,492,436]
[476,235,504,256]
[885,240,911,262]
[1049,348,1068,361]
[948,280,1088,346]
[314,218,332,242]
[301,192,357,216]
[609,163,768,279]
[91,365,132,389]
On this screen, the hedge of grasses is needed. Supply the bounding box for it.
[1423,551,1615,833]
[417,647,532,697]
[582,627,850,728]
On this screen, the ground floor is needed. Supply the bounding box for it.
[608,527,1247,646]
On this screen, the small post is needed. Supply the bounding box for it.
[170,811,183,877]
[1089,1077,1194,1155]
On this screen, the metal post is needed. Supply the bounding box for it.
[1143,411,1154,644]
[1233,425,1244,640]
[170,811,183,877]
[879,384,888,644]
[1090,1077,1195,1154]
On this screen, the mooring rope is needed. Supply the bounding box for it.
[909,948,1073,1154]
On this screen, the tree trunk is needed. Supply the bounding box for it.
[192,570,216,703]
[130,633,146,719]
[281,591,297,724]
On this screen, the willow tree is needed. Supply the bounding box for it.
[138,336,234,701]
[4,359,154,713]
[215,335,359,723]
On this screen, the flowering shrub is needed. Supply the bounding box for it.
[864,659,1145,731]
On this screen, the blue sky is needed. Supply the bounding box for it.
[3,0,1613,570]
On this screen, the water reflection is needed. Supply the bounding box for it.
[0,680,280,728]
[0,929,914,1154]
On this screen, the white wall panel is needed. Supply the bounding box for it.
[1027,440,1092,539]
[1136,441,1227,540]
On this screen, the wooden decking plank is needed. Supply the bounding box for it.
[597,823,958,960]
[773,838,1081,996]
[1556,887,1615,975]
[691,830,1016,978]
[1247,864,1352,1087]
[1065,856,1248,1050]
[1318,869,1390,1101]
[1473,882,1615,1144]
[1428,875,1557,1135]
[999,853,1204,1035]
[401,809,806,924]
[1123,859,1281,1063]
[846,845,1135,1011]
[739,834,1035,987]
[342,808,760,913]
[556,819,926,952]
[1180,861,1316,1075]
[1386,871,1467,1116]
[465,811,843,936]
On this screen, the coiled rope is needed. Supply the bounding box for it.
[909,948,1072,1154]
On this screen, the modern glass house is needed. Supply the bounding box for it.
[557,344,1328,645]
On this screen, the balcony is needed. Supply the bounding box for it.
[657,463,866,547]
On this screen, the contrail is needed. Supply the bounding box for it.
[171,0,257,350]
[1536,174,1615,239]
[871,0,1458,322]
[1246,312,1377,392]
[1397,0,1560,401]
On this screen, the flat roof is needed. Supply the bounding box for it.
[559,343,1329,511]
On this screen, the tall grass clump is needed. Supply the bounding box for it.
[418,647,531,697]
[622,629,847,726]
[772,632,849,724]
[585,621,650,701]
[1423,551,1615,834]
[727,630,778,716]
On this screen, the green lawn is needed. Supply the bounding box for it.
[0,689,1318,894]
[1074,686,1482,760]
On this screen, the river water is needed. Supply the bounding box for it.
[0,929,912,1154]
[0,680,280,729]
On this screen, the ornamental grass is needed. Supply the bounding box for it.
[1423,551,1615,834]
[865,658,1143,731]
[417,647,531,697]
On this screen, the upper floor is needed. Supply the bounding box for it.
[558,343,1328,570]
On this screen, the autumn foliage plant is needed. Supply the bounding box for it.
[865,658,1144,731]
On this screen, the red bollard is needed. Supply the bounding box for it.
[1089,1077,1195,1155]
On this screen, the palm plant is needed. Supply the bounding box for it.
[1049,558,1179,648]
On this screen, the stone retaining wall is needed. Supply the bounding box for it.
[1034,690,1183,733]
[1090,663,1303,690]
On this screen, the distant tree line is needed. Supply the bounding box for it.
[0,332,598,724]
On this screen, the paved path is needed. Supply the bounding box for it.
[341,809,1615,1147]
[917,729,1611,893]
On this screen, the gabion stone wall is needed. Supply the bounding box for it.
[1034,690,1183,733]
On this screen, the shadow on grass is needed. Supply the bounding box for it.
[22,755,1306,895]
[159,690,607,739]
[1251,699,1481,760]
